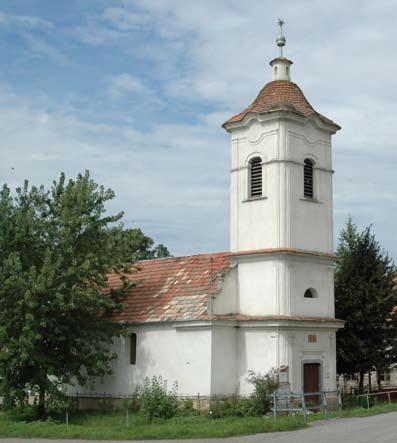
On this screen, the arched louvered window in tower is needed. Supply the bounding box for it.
[249,157,262,198]
[303,158,314,198]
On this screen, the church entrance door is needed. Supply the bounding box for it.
[303,362,321,406]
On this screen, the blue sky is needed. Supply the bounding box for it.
[1,0,397,259]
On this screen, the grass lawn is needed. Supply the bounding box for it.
[0,411,305,440]
[0,403,396,440]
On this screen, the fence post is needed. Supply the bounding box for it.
[387,392,391,405]
[197,393,200,415]
[337,390,343,417]
[301,392,307,424]
[126,407,129,426]
[273,392,277,420]
[66,411,69,428]
[322,391,328,420]
[366,394,370,409]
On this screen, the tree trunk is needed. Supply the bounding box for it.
[368,371,372,392]
[359,369,365,393]
[38,384,46,417]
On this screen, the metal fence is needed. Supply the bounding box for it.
[356,389,397,408]
[272,390,342,424]
[67,392,250,413]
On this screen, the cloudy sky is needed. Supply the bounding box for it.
[0,0,396,258]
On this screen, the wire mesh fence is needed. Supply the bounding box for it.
[272,390,342,423]
[67,392,251,414]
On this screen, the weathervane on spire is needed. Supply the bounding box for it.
[276,18,286,57]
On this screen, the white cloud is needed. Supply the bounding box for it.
[0,84,228,255]
[107,74,146,99]
[76,17,124,46]
[0,11,53,29]
[22,33,70,65]
[102,7,150,32]
[4,0,397,257]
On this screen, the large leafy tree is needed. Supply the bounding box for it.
[0,171,169,415]
[335,218,397,390]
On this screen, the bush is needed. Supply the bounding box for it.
[208,400,234,419]
[181,399,194,415]
[234,398,257,416]
[361,395,375,409]
[208,398,258,419]
[140,376,178,421]
[247,369,279,415]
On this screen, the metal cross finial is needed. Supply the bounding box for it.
[276,18,286,57]
[278,18,285,32]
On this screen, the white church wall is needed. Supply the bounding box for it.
[232,254,334,318]
[234,258,278,315]
[234,326,337,395]
[212,266,238,314]
[210,325,238,394]
[70,323,213,397]
[288,329,337,392]
[230,117,334,254]
[286,122,333,253]
[236,327,278,395]
[288,257,335,318]
[230,121,279,252]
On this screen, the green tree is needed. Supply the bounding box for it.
[335,218,397,390]
[0,171,169,415]
[122,228,171,260]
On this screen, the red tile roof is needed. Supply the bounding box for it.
[223,80,340,129]
[108,248,341,324]
[109,252,231,323]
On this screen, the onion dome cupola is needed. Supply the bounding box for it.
[222,20,340,133]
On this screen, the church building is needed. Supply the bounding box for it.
[76,25,343,399]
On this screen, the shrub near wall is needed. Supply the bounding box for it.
[247,369,279,415]
[209,370,279,418]
[140,376,178,421]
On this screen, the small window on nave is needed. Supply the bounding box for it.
[130,333,137,365]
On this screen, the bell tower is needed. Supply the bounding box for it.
[221,21,343,394]
[223,20,340,255]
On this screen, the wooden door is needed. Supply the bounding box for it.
[303,363,321,405]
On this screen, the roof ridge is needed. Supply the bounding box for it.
[137,250,230,263]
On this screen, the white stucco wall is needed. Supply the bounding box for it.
[210,325,238,394]
[230,116,334,254]
[236,328,278,394]
[212,266,238,314]
[69,321,338,397]
[288,329,337,392]
[71,323,213,396]
[236,325,337,395]
[228,253,334,318]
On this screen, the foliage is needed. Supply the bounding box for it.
[209,398,257,418]
[180,399,194,414]
[140,376,178,421]
[122,390,141,414]
[335,218,397,389]
[122,228,171,260]
[0,171,170,416]
[360,396,375,409]
[247,369,279,415]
